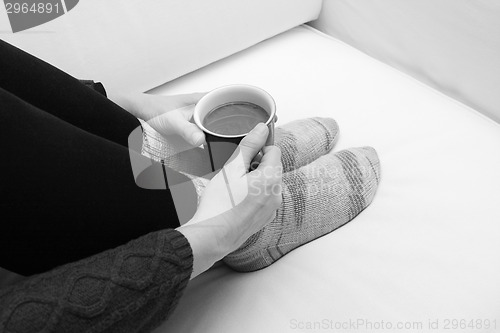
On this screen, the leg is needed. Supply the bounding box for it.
[0,39,138,148]
[0,88,196,275]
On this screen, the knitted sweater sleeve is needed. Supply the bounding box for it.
[0,229,193,333]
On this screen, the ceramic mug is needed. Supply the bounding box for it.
[194,84,276,171]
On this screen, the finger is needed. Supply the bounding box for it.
[178,104,196,122]
[250,146,282,195]
[226,123,269,173]
[156,92,208,112]
[168,92,208,107]
[174,115,206,146]
[249,152,263,171]
[255,145,282,173]
[150,106,206,146]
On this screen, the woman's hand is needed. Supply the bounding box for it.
[108,91,207,146]
[177,123,282,278]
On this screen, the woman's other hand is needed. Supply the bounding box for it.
[108,91,207,146]
[177,124,282,278]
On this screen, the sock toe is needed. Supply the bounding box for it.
[340,146,381,206]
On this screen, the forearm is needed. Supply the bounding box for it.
[105,88,142,118]
[175,197,268,280]
[0,229,192,333]
[176,223,227,280]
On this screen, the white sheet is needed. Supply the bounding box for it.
[150,26,500,332]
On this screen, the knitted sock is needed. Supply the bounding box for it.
[275,117,338,173]
[223,146,381,272]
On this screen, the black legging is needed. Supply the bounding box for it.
[0,40,196,275]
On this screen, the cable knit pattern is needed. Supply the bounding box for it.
[0,230,192,333]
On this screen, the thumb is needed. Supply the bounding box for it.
[225,123,269,174]
[176,120,206,146]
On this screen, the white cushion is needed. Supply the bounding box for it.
[309,0,500,123]
[150,26,500,333]
[0,0,321,94]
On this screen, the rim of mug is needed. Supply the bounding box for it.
[194,84,276,139]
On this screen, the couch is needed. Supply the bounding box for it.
[3,1,500,332]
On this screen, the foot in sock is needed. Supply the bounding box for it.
[223,146,381,272]
[275,117,338,172]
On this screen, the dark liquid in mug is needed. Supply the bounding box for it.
[203,102,269,135]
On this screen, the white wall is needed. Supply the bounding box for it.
[310,0,500,123]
